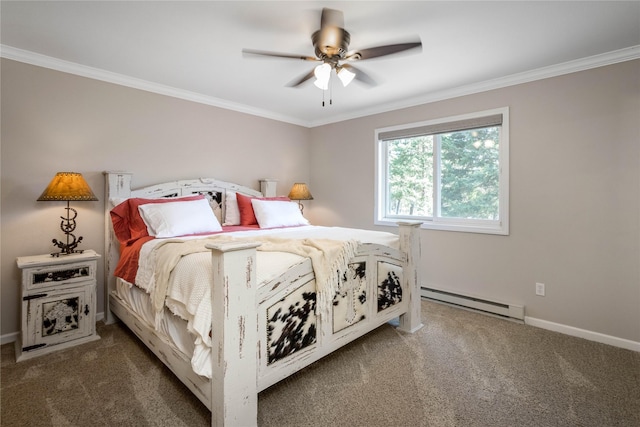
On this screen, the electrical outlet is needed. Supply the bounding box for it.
[535,282,545,296]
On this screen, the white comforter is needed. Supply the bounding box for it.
[133,225,399,377]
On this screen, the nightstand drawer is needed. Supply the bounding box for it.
[22,259,97,292]
[17,250,99,292]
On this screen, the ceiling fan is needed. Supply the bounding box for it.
[242,8,422,92]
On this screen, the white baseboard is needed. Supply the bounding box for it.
[525,316,640,352]
[1,332,19,346]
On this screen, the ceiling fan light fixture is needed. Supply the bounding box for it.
[313,79,328,90]
[313,63,331,90]
[337,66,355,87]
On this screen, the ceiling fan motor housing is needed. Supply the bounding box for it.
[312,28,351,59]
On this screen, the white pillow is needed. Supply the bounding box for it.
[223,191,240,225]
[138,198,223,238]
[251,199,310,228]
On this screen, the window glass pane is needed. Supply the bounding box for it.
[439,126,500,220]
[387,136,433,217]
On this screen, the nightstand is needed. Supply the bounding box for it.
[15,250,101,362]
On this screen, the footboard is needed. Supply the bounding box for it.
[207,222,422,426]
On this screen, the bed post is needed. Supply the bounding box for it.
[103,172,133,325]
[259,179,278,197]
[206,241,261,427]
[397,221,423,333]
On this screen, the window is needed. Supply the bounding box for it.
[375,107,509,235]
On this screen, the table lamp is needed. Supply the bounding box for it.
[288,183,313,214]
[37,172,98,256]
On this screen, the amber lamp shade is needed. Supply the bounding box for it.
[288,183,313,214]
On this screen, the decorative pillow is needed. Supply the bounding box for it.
[251,199,310,228]
[110,195,204,244]
[138,198,222,238]
[223,191,240,225]
[236,193,290,226]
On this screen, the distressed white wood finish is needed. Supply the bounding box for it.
[103,172,132,325]
[397,221,424,333]
[259,179,278,197]
[103,172,422,427]
[16,250,101,361]
[208,241,260,427]
[255,242,412,392]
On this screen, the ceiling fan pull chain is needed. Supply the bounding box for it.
[330,75,333,105]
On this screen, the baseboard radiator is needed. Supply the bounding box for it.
[421,287,525,321]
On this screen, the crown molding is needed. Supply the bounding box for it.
[307,45,640,127]
[2,44,638,129]
[0,45,308,127]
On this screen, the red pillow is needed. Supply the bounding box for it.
[235,193,290,226]
[110,195,205,244]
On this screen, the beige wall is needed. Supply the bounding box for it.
[1,59,310,337]
[2,58,638,345]
[308,60,640,342]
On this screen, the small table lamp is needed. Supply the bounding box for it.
[37,172,98,256]
[288,183,313,214]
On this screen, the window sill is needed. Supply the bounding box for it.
[376,218,509,236]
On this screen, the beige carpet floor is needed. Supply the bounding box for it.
[1,300,639,426]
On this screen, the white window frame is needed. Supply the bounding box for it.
[375,107,509,235]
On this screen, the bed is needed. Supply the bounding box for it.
[103,171,422,426]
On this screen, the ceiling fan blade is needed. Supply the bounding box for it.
[286,69,316,87]
[345,41,422,61]
[341,64,377,87]
[242,48,318,62]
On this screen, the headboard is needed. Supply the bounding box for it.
[102,171,277,323]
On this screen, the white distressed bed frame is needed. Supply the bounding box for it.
[103,171,422,427]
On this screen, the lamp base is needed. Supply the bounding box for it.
[50,236,85,257]
[49,203,86,257]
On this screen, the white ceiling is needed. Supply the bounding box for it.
[2,1,639,127]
